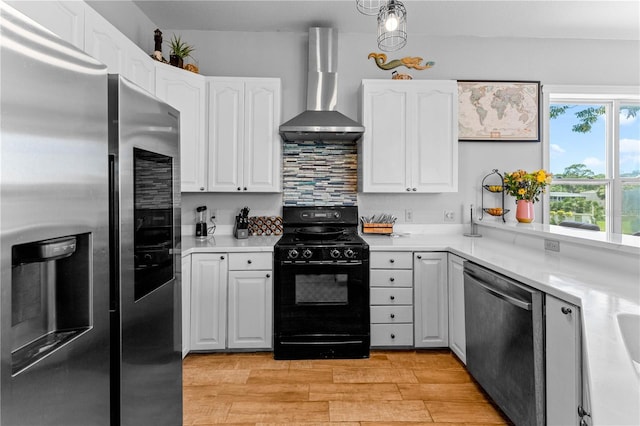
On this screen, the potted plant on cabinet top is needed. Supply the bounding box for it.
[167,34,195,69]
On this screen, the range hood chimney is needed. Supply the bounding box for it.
[279,27,365,142]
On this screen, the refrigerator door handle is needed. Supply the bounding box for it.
[109,153,119,313]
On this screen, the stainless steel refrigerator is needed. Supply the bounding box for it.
[1,3,182,425]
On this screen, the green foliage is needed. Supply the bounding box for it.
[549,104,639,133]
[167,34,195,59]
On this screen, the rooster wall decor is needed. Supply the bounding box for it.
[368,52,435,70]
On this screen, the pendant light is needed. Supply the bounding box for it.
[377,0,407,52]
[356,0,384,16]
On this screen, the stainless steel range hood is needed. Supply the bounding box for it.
[279,27,364,142]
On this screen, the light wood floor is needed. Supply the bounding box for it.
[183,350,511,425]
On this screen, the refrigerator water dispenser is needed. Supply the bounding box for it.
[11,234,91,375]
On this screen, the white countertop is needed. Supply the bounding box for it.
[180,229,640,425]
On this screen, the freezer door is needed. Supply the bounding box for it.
[0,3,110,425]
[109,75,182,426]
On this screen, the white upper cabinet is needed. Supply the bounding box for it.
[208,78,281,192]
[361,80,458,193]
[7,1,85,49]
[84,5,155,93]
[155,64,208,192]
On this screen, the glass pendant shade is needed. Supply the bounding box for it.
[356,0,384,16]
[377,0,407,52]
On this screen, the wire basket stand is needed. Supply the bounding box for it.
[479,169,508,223]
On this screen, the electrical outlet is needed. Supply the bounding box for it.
[405,209,413,222]
[443,210,455,223]
[544,239,560,252]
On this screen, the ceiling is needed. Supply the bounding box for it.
[130,0,640,41]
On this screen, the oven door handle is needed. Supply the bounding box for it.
[281,260,363,266]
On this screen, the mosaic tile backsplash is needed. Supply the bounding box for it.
[283,141,357,206]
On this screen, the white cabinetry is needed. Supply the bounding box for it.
[84,6,155,93]
[447,253,466,363]
[227,253,273,349]
[181,254,191,357]
[190,253,228,351]
[414,252,448,347]
[370,252,414,347]
[155,65,208,192]
[208,78,281,192]
[546,295,583,425]
[7,1,85,49]
[360,80,458,193]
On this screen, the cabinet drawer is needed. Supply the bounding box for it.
[370,269,413,287]
[371,324,414,346]
[370,287,413,305]
[370,251,413,269]
[371,306,413,324]
[228,252,272,271]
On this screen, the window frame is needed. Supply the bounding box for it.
[542,85,640,234]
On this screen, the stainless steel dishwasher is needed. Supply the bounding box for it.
[463,261,545,426]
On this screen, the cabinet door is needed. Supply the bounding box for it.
[412,81,458,192]
[125,45,155,94]
[414,252,448,347]
[84,6,126,74]
[243,79,281,192]
[227,270,273,349]
[208,79,244,191]
[361,83,409,192]
[190,253,228,350]
[155,65,207,192]
[447,254,466,363]
[546,295,581,425]
[181,255,191,357]
[7,0,85,49]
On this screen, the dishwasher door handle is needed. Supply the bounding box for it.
[464,272,532,311]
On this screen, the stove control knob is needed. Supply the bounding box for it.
[330,249,341,259]
[344,248,355,259]
[302,249,313,259]
[287,249,299,259]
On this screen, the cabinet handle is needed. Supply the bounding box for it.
[390,313,395,319]
[561,307,572,315]
[389,277,395,282]
[220,255,225,260]
[390,295,395,301]
[390,333,396,339]
[247,259,252,264]
[389,259,395,263]
[406,188,411,192]
[266,273,271,278]
[412,188,417,191]
[237,187,241,191]
[416,255,422,259]
[200,187,205,191]
[243,187,247,191]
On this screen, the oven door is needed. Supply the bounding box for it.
[274,260,370,338]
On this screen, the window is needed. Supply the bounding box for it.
[543,86,640,235]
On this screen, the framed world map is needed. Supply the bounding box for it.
[458,80,540,142]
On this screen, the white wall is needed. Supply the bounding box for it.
[89,2,640,226]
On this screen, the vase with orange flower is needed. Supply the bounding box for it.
[504,169,553,223]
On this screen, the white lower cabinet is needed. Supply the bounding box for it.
[370,251,414,347]
[546,295,583,425]
[181,255,192,358]
[190,253,228,351]
[447,253,466,363]
[190,251,273,352]
[227,253,273,349]
[414,252,448,348]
